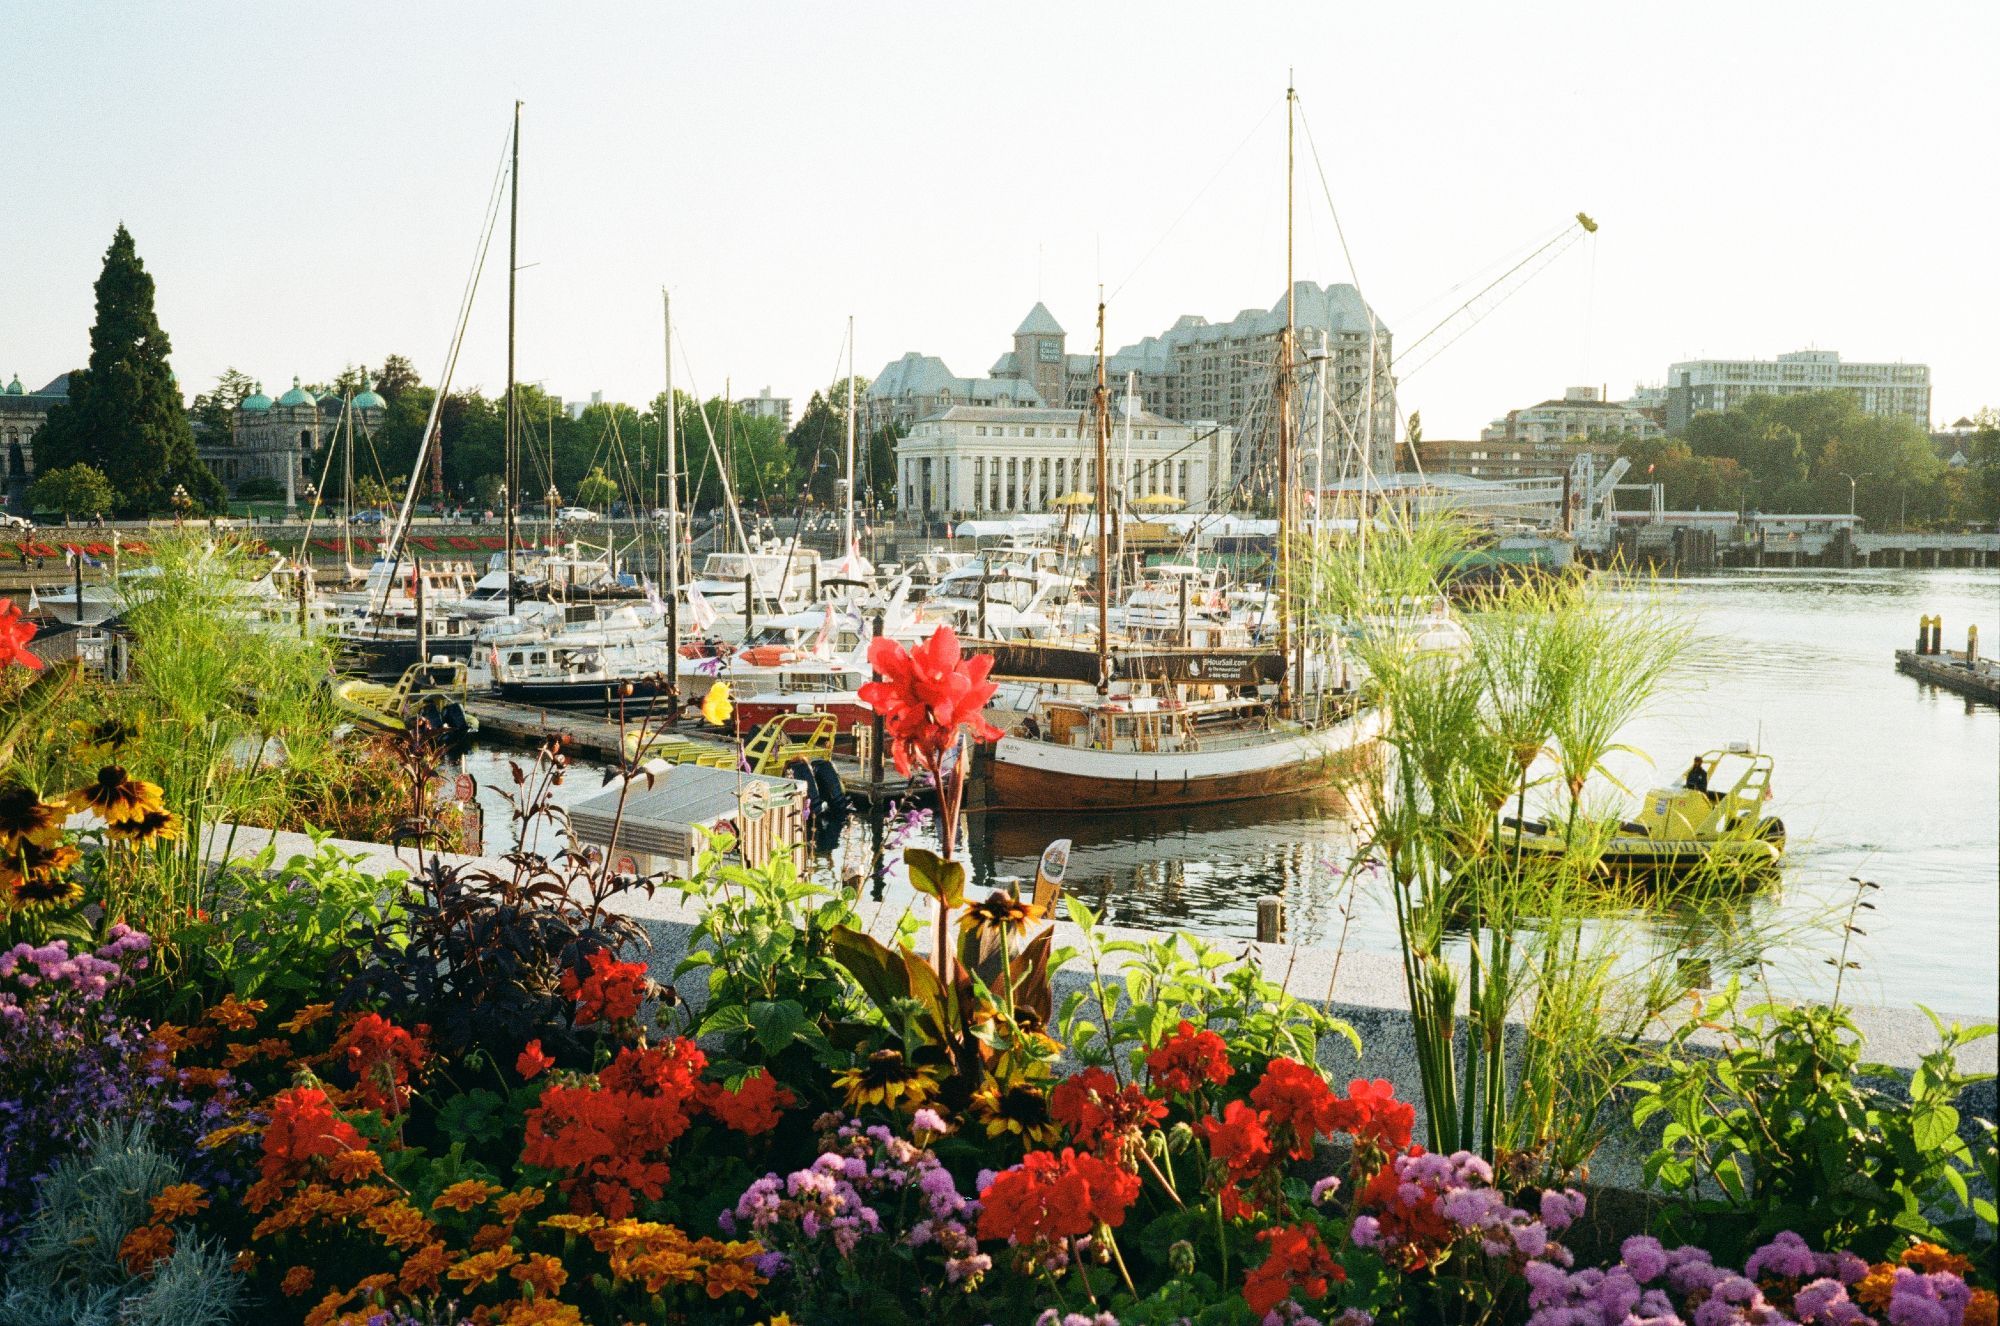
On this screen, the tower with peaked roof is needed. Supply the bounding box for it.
[1008,302,1067,411]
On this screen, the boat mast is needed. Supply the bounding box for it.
[663,287,680,708]
[342,394,354,568]
[843,315,856,559]
[1276,78,1297,716]
[504,100,521,614]
[1093,290,1111,694]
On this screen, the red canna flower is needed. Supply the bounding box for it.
[561,948,650,1027]
[976,1147,1141,1247]
[1250,1058,1342,1161]
[1049,1066,1167,1160]
[1243,1222,1345,1316]
[857,625,1002,777]
[516,1039,555,1080]
[1145,1020,1232,1095]
[0,602,44,672]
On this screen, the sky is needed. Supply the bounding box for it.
[6,2,1996,439]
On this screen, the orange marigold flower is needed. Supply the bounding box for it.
[704,1257,767,1300]
[327,1148,384,1183]
[279,1002,336,1035]
[200,1122,259,1152]
[1856,1264,1897,1313]
[1901,1242,1974,1277]
[510,1252,569,1297]
[495,1188,547,1223]
[499,1303,586,1326]
[148,1182,208,1222]
[302,1287,359,1326]
[447,1247,523,1292]
[399,1241,451,1295]
[471,1221,512,1252]
[1965,1290,1997,1326]
[280,1264,316,1297]
[362,1200,436,1251]
[541,1212,605,1236]
[206,993,267,1031]
[119,1223,174,1276]
[433,1179,503,1213]
[153,1022,195,1054]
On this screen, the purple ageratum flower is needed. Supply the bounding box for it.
[1795,1278,1856,1325]
[1350,1214,1381,1248]
[1309,1174,1341,1206]
[911,1108,947,1135]
[1539,1188,1587,1232]
[1887,1268,1970,1326]
[1623,1236,1670,1284]
[1745,1231,1818,1282]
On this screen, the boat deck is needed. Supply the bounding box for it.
[459,696,918,804]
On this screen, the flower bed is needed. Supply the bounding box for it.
[1,620,1993,1325]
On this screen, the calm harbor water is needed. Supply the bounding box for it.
[475,567,1996,1014]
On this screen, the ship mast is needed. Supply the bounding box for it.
[1275,78,1297,716]
[1093,290,1111,694]
[503,100,521,613]
[663,288,680,708]
[843,315,857,559]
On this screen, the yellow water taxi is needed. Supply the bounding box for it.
[1502,744,1786,877]
[332,659,479,747]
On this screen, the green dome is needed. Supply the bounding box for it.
[4,375,22,396]
[276,376,317,409]
[240,381,273,411]
[352,372,386,411]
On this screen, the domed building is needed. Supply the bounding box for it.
[210,374,386,503]
[1,373,72,506]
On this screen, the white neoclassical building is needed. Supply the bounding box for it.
[894,403,1235,520]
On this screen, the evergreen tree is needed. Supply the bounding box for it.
[32,225,225,516]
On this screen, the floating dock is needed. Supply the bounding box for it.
[1895,650,2000,705]
[459,696,918,804]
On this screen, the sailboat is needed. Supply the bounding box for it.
[981,85,1381,813]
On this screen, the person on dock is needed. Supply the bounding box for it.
[1683,756,1709,794]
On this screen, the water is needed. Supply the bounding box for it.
[462,568,1998,1016]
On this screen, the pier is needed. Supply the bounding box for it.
[1895,617,2000,705]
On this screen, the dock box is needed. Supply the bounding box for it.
[567,762,806,879]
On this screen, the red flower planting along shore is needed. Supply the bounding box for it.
[0,620,1993,1325]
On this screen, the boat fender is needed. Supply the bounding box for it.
[785,759,821,816]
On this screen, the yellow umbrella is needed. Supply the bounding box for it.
[1050,491,1096,508]
[1132,492,1186,509]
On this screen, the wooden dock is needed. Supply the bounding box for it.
[1894,650,2000,706]
[460,696,919,805]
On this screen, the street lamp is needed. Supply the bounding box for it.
[1837,470,1874,520]
[170,484,191,527]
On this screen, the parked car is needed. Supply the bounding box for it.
[351,509,387,526]
[0,513,32,530]
[555,506,601,522]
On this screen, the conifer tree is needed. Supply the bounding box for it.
[32,225,225,516]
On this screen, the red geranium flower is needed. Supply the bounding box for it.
[857,625,1001,776]
[1243,1222,1345,1316]
[0,602,44,671]
[977,1147,1141,1247]
[700,1069,795,1136]
[1049,1066,1167,1159]
[561,948,650,1026]
[521,1038,707,1216]
[335,1013,428,1117]
[1329,1076,1416,1155]
[516,1039,555,1080]
[259,1086,364,1181]
[1250,1058,1342,1160]
[1198,1098,1275,1187]
[1145,1020,1232,1095]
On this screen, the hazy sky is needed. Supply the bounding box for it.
[7,2,1995,438]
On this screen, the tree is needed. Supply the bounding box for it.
[575,466,618,511]
[189,368,255,451]
[26,463,117,522]
[374,354,421,403]
[1969,409,2000,525]
[354,474,402,511]
[786,391,845,506]
[31,225,226,516]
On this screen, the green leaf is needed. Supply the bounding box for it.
[748,1000,808,1056]
[435,1089,507,1147]
[904,848,966,908]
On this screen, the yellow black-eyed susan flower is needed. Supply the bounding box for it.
[0,784,69,848]
[960,890,1045,939]
[109,807,182,846]
[970,1080,1060,1146]
[70,766,165,828]
[70,714,142,756]
[832,1048,943,1113]
[3,840,85,909]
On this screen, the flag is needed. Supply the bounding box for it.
[811,606,833,655]
[687,583,718,631]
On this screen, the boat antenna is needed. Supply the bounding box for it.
[1093,288,1111,694]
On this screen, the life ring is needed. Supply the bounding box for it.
[740,645,796,667]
